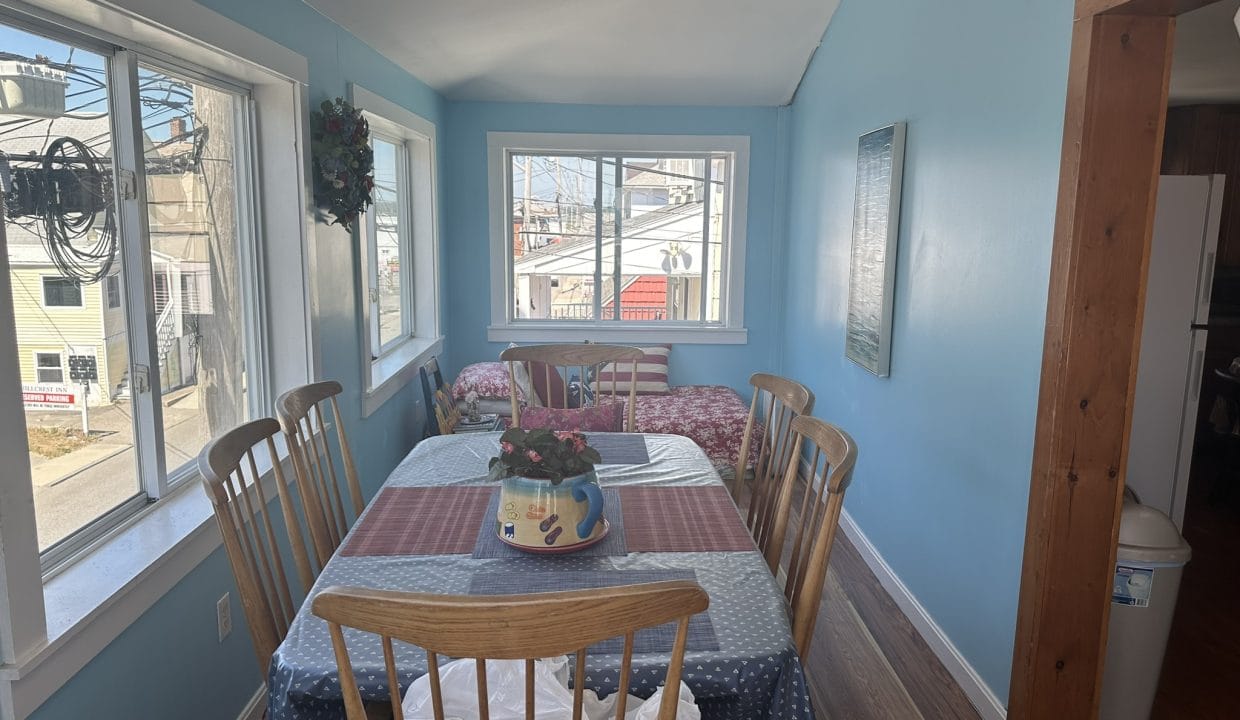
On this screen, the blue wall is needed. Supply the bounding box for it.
[440,102,788,389]
[779,0,1073,702]
[28,1,447,717]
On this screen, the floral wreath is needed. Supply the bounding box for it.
[310,97,374,232]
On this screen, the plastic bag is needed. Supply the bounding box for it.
[400,655,701,720]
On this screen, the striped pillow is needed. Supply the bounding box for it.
[595,345,671,396]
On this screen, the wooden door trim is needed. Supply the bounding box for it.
[1010,1,1218,717]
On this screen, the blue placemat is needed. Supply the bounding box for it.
[473,488,627,559]
[467,569,719,654]
[586,433,650,465]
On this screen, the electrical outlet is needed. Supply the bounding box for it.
[217,593,232,642]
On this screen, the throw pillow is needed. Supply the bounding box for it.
[520,402,626,433]
[595,345,671,396]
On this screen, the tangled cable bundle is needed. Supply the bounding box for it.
[38,136,117,283]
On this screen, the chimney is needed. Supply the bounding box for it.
[169,117,186,139]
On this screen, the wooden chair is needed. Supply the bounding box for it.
[198,418,316,677]
[418,357,459,436]
[765,415,858,659]
[276,380,363,569]
[734,373,815,567]
[499,343,644,431]
[312,580,709,720]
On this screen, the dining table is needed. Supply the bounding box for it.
[267,432,815,720]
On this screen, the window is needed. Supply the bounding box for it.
[0,19,266,569]
[42,277,84,307]
[351,84,441,414]
[487,133,749,343]
[105,275,120,308]
[35,352,64,384]
[367,133,413,353]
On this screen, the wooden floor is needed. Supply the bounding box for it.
[739,483,979,719]
[1151,445,1240,720]
[803,531,980,720]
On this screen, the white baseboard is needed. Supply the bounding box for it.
[838,509,1007,720]
[237,685,265,720]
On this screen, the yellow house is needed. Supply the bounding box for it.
[7,237,124,408]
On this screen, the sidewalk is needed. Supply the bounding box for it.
[27,387,212,550]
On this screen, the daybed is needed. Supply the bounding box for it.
[452,360,759,478]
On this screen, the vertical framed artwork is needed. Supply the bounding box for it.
[845,122,906,377]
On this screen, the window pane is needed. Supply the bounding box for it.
[0,24,143,551]
[43,277,83,306]
[139,64,248,474]
[613,157,716,322]
[371,136,405,348]
[512,154,599,320]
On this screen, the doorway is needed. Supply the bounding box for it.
[1137,4,1240,715]
[1009,1,1224,718]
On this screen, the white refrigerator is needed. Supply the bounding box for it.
[1127,174,1225,529]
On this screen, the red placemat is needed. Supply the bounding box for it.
[340,486,494,556]
[619,485,757,553]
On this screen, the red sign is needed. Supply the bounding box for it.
[22,384,77,410]
[23,391,74,404]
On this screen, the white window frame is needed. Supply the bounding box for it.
[25,48,266,573]
[0,3,317,717]
[33,351,64,384]
[39,276,84,308]
[486,132,749,344]
[365,130,415,354]
[350,84,442,417]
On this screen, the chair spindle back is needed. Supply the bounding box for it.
[312,580,710,720]
[765,415,857,659]
[198,418,314,676]
[736,373,815,568]
[499,344,644,431]
[276,380,363,569]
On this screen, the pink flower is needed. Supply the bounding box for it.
[526,449,543,463]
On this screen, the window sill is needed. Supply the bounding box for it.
[487,324,748,345]
[363,335,444,418]
[0,445,293,719]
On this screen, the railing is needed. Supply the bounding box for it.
[549,304,668,321]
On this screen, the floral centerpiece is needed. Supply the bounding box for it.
[310,97,374,232]
[489,428,608,552]
[488,428,602,484]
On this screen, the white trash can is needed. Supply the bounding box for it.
[1100,497,1191,720]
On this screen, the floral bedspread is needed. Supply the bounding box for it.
[626,385,760,477]
[452,363,759,476]
[452,361,524,402]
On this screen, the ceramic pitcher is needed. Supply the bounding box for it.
[496,471,605,552]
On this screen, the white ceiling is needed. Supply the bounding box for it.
[302,0,840,106]
[1170,0,1240,105]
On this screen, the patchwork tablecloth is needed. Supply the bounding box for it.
[267,433,814,720]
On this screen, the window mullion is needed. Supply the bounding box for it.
[699,155,712,324]
[234,96,270,418]
[400,141,415,338]
[111,50,169,499]
[613,156,622,322]
[594,155,603,323]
